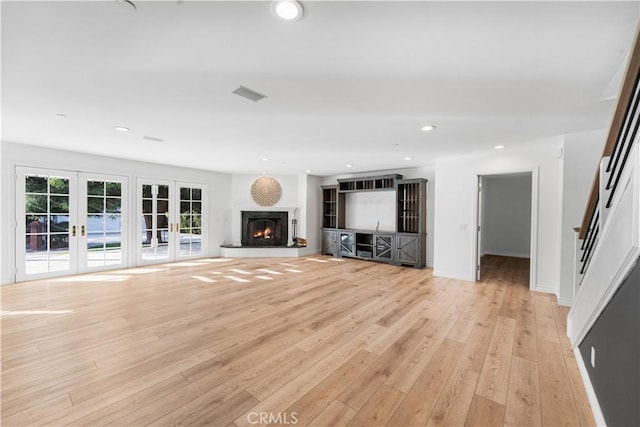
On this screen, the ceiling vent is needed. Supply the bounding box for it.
[232,86,268,102]
[142,135,164,142]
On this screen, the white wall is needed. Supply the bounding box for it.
[481,173,532,258]
[229,173,321,252]
[559,129,607,306]
[323,166,436,268]
[434,138,564,292]
[1,142,232,285]
[303,174,322,253]
[345,191,396,232]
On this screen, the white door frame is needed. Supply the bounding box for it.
[78,173,129,273]
[175,181,208,261]
[15,166,79,282]
[136,179,209,265]
[472,168,539,290]
[136,178,176,265]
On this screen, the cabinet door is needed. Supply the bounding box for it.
[374,234,394,261]
[339,232,354,256]
[396,234,422,267]
[321,229,337,255]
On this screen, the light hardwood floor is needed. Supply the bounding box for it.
[1,255,593,426]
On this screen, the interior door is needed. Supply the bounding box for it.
[16,167,78,281]
[78,174,128,272]
[138,180,175,264]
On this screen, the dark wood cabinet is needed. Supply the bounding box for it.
[321,185,345,229]
[397,179,427,234]
[339,231,355,256]
[321,229,337,256]
[320,174,427,268]
[396,233,425,267]
[374,234,394,262]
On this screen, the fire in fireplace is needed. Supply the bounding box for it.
[254,225,272,239]
[242,211,288,247]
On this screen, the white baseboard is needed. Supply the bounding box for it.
[482,251,530,259]
[534,283,556,294]
[573,346,607,426]
[557,296,574,307]
[433,270,474,282]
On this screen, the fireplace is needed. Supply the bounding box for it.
[241,211,288,247]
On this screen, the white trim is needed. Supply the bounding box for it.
[482,250,530,259]
[573,346,607,427]
[534,283,556,294]
[220,246,315,258]
[568,144,639,346]
[433,269,473,281]
[472,168,539,290]
[570,249,639,345]
[557,297,573,307]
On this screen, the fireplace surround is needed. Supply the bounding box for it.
[241,211,288,247]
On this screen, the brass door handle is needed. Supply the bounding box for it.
[170,223,174,232]
[72,225,76,237]
[176,223,180,233]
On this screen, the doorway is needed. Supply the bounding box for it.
[15,167,128,281]
[136,179,207,265]
[475,172,536,288]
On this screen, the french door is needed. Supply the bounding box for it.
[15,167,128,281]
[137,180,206,265]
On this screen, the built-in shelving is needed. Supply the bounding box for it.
[321,185,345,229]
[321,174,427,268]
[397,179,426,234]
[337,174,401,192]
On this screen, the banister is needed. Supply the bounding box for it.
[579,24,640,240]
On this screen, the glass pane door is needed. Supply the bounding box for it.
[16,167,77,281]
[138,180,174,263]
[177,184,205,259]
[78,174,128,272]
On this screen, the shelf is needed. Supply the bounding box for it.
[322,176,426,268]
[337,174,401,193]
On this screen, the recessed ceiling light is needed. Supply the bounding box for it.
[273,1,304,21]
[262,157,270,161]
[345,164,353,168]
[56,113,67,118]
[494,145,505,149]
[262,171,268,175]
[305,169,312,173]
[421,125,436,132]
[404,156,413,161]
[114,126,130,132]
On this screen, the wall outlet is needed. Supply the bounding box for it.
[591,346,596,368]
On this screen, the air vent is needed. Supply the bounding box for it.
[142,135,164,142]
[232,86,267,102]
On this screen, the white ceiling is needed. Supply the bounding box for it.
[2,1,638,176]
